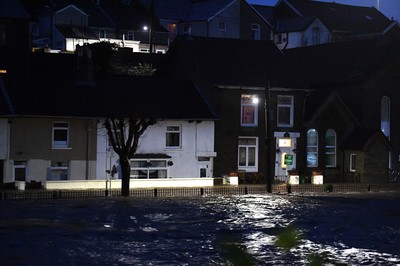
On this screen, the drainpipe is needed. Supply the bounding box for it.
[86,124,92,180]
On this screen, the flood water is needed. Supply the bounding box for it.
[0,193,399,265]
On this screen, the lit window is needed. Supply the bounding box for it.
[130,159,168,179]
[325,129,336,167]
[350,154,356,172]
[52,122,69,148]
[238,137,258,172]
[241,94,259,126]
[307,129,318,167]
[277,95,293,127]
[252,23,260,40]
[166,126,181,148]
[381,96,390,139]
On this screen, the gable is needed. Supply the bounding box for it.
[304,91,360,132]
[55,5,88,26]
[284,0,393,36]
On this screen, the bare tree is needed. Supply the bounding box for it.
[104,117,156,196]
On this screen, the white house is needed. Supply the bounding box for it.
[96,119,216,181]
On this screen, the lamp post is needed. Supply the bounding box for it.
[143,25,152,53]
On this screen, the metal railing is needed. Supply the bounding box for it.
[1,183,400,201]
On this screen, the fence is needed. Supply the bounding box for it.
[1,183,400,200]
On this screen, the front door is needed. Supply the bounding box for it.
[275,137,297,181]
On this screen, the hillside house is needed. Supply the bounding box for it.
[254,0,400,49]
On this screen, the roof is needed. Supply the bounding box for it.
[0,72,217,120]
[0,0,30,19]
[55,25,98,40]
[283,35,400,88]
[281,0,394,36]
[275,16,317,33]
[340,128,391,151]
[252,4,275,23]
[165,36,288,88]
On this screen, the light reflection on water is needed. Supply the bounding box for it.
[0,194,399,265]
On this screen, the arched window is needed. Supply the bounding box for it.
[381,96,391,139]
[325,129,336,167]
[307,129,318,167]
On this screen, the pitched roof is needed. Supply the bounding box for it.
[165,36,288,88]
[0,70,217,120]
[282,0,394,36]
[275,16,317,33]
[340,128,391,151]
[283,35,400,88]
[55,25,98,40]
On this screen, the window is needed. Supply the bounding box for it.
[126,31,134,40]
[166,126,181,148]
[312,27,320,45]
[14,161,27,181]
[277,95,293,127]
[99,29,107,38]
[183,23,191,34]
[325,129,336,167]
[218,21,226,31]
[307,129,318,167]
[350,154,357,172]
[381,96,391,139]
[238,137,258,172]
[241,94,259,126]
[130,159,168,179]
[48,161,68,180]
[252,23,260,40]
[52,122,69,148]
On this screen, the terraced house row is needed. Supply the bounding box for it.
[0,0,400,188]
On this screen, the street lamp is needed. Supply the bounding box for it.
[143,25,152,53]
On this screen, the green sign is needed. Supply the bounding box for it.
[284,154,293,165]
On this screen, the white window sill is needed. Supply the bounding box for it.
[52,146,72,150]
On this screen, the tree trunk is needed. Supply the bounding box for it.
[120,157,131,197]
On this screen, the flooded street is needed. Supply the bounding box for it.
[0,193,399,265]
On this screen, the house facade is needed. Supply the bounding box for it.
[254,0,400,49]
[97,120,216,180]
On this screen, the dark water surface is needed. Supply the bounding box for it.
[0,193,399,265]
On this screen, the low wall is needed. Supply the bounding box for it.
[44,178,215,190]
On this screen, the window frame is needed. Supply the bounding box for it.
[130,159,168,179]
[307,129,318,167]
[241,94,259,127]
[381,96,391,140]
[277,95,294,127]
[237,137,258,172]
[251,23,260,40]
[217,20,226,32]
[312,27,320,45]
[325,129,337,167]
[349,153,357,172]
[49,161,69,180]
[166,125,181,149]
[52,122,70,149]
[13,161,27,181]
